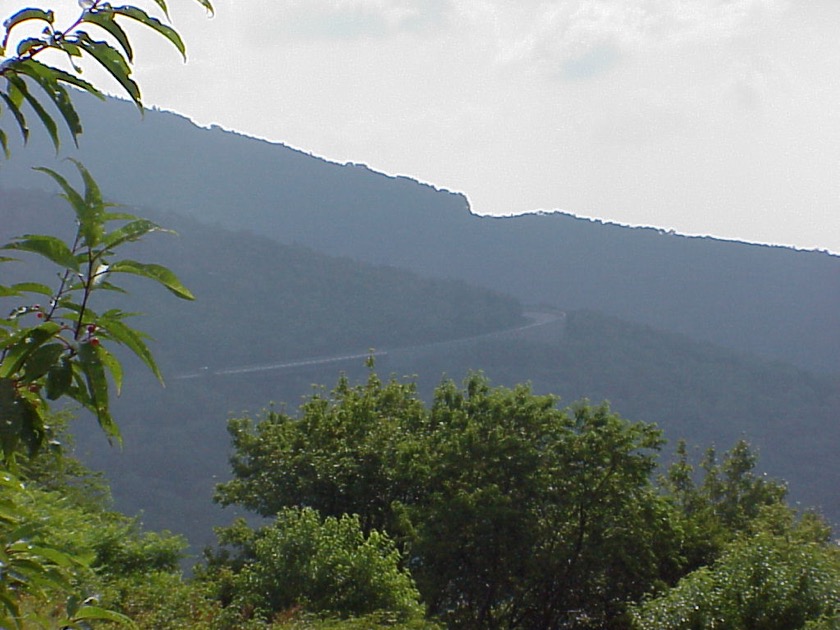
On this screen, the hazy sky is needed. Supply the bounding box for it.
[20,0,840,252]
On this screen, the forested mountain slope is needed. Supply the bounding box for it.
[1,188,522,371]
[3,94,838,374]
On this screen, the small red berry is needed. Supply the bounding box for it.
[90,338,101,347]
[87,324,96,333]
[36,312,44,319]
[28,384,40,393]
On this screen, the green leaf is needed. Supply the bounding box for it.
[10,282,53,296]
[82,10,133,61]
[92,281,127,294]
[15,36,44,58]
[0,378,24,458]
[78,341,120,443]
[5,74,59,151]
[150,0,171,19]
[109,260,194,300]
[33,165,103,247]
[45,359,72,401]
[2,234,79,271]
[15,60,84,144]
[68,158,106,215]
[0,128,8,159]
[59,41,83,58]
[76,33,141,107]
[7,555,71,591]
[193,0,215,16]
[0,90,29,143]
[0,323,61,378]
[14,395,44,457]
[97,344,123,395]
[97,316,162,384]
[0,591,21,624]
[73,605,137,628]
[39,62,102,100]
[101,219,171,251]
[103,210,139,221]
[21,342,64,381]
[14,544,79,569]
[111,6,185,60]
[6,77,24,107]
[66,363,92,408]
[1,9,54,51]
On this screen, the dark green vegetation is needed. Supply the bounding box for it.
[216,372,672,628]
[5,374,836,628]
[208,371,839,629]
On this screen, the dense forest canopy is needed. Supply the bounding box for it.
[4,371,837,628]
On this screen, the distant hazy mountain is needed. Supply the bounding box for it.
[3,94,838,375]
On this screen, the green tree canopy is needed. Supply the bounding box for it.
[215,370,682,628]
[209,508,425,624]
[631,505,840,629]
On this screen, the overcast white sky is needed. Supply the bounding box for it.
[11,0,840,252]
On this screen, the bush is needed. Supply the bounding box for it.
[213,507,424,623]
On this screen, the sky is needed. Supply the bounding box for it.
[9,0,840,252]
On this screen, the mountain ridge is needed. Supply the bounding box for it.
[3,94,836,374]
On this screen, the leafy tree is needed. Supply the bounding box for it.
[216,370,683,629]
[216,370,428,537]
[207,507,425,624]
[0,464,138,628]
[631,506,840,629]
[0,416,231,628]
[411,380,678,629]
[663,439,789,571]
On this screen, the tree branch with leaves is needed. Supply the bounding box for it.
[0,0,212,156]
[1,159,195,458]
[0,1,211,625]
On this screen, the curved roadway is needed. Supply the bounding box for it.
[174,311,564,380]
